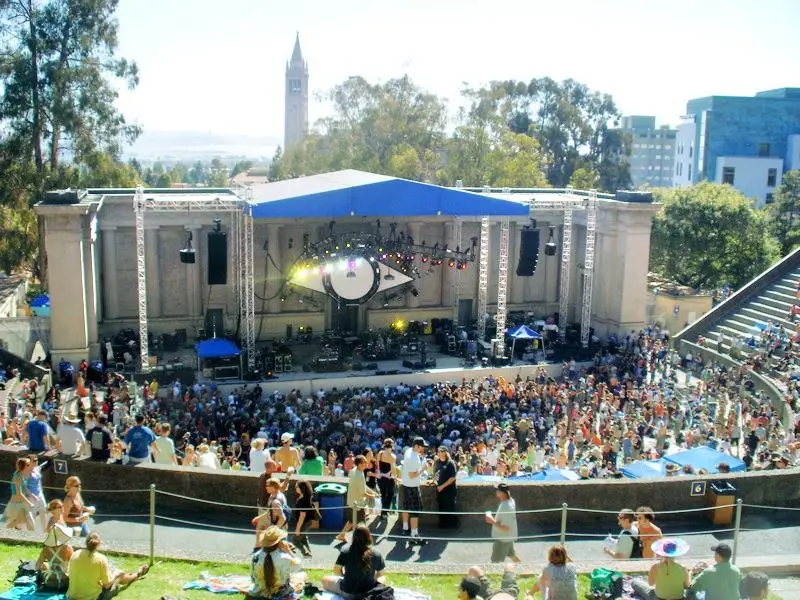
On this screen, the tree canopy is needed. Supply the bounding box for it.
[650,182,780,289]
[768,170,800,255]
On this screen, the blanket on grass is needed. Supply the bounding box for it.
[183,572,253,594]
[315,589,430,600]
[0,585,65,600]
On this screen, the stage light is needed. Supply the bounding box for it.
[545,226,557,256]
[280,296,286,302]
[448,259,456,268]
[392,319,405,331]
[421,255,429,263]
[411,287,419,297]
[346,242,351,248]
[384,272,395,281]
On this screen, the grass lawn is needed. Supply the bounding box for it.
[0,541,784,599]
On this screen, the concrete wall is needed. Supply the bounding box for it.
[2,446,797,528]
[0,317,50,361]
[649,291,713,335]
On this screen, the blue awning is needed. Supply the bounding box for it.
[248,170,530,218]
[664,447,746,473]
[620,459,668,479]
[507,324,542,339]
[195,338,241,358]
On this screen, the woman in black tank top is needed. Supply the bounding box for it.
[376,439,396,521]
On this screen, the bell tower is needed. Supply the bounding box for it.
[284,32,309,150]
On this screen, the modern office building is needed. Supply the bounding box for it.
[618,116,677,188]
[673,88,800,207]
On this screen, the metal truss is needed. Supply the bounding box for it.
[133,187,149,373]
[557,205,573,342]
[580,191,598,347]
[451,218,462,324]
[133,190,249,373]
[476,216,490,341]
[495,213,510,356]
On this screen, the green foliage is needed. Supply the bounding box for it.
[79,151,141,188]
[651,182,781,289]
[568,165,600,190]
[768,170,800,255]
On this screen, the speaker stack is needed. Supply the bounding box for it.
[207,230,228,285]
[516,228,540,277]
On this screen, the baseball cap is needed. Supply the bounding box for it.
[280,432,294,443]
[412,436,428,448]
[711,543,732,560]
[496,482,511,494]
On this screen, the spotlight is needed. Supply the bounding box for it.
[280,296,286,302]
[545,226,557,256]
[421,256,429,263]
[179,231,195,264]
[411,287,419,297]
[384,272,395,281]
[448,259,456,268]
[346,270,356,278]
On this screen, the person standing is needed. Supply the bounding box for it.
[485,482,520,563]
[433,446,459,529]
[87,416,114,462]
[23,410,50,452]
[376,439,397,522]
[635,506,663,559]
[603,509,640,559]
[274,432,302,472]
[57,415,86,457]
[151,422,178,465]
[400,437,428,545]
[123,415,155,465]
[336,455,379,543]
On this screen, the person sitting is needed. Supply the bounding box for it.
[247,525,304,600]
[690,543,741,600]
[460,563,519,600]
[66,532,148,600]
[36,522,74,592]
[740,571,769,600]
[631,538,690,600]
[322,524,389,599]
[526,545,578,600]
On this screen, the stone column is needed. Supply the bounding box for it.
[267,224,282,314]
[145,226,161,318]
[82,214,99,353]
[101,227,119,320]
[186,227,202,318]
[407,222,422,309]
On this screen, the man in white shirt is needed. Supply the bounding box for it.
[57,415,86,457]
[400,437,429,545]
[485,482,520,563]
[151,422,178,465]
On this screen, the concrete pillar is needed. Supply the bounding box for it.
[102,227,119,320]
[82,214,99,354]
[145,226,161,318]
[187,227,202,318]
[407,222,422,309]
[37,209,90,362]
[267,224,282,313]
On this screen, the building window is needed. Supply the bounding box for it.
[766,193,775,204]
[688,164,692,180]
[689,144,693,158]
[758,143,771,157]
[767,168,777,187]
[722,166,735,185]
[289,78,302,94]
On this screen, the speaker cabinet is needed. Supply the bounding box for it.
[207,231,228,285]
[516,228,540,276]
[180,249,196,264]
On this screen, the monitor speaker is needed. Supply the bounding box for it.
[516,228,540,276]
[207,231,227,285]
[180,249,196,264]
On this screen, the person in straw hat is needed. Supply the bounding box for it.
[631,538,690,600]
[248,525,305,600]
[35,521,74,592]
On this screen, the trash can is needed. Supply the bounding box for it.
[315,483,347,530]
[707,481,736,526]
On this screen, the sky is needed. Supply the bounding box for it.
[114,0,800,145]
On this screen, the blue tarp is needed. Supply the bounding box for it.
[30,294,49,307]
[664,447,746,474]
[195,338,240,358]
[620,459,668,479]
[249,170,530,218]
[528,469,580,482]
[459,475,503,483]
[507,325,542,339]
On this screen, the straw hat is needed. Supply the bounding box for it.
[44,524,72,548]
[652,537,690,558]
[258,525,288,548]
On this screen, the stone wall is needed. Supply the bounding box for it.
[3,447,798,529]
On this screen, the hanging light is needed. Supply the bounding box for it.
[545,226,557,256]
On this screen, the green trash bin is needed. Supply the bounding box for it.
[315,483,347,530]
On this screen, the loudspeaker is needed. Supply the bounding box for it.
[180,249,196,264]
[516,229,540,276]
[207,231,228,285]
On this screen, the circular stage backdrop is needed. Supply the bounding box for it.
[323,257,381,304]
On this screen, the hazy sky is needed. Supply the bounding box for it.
[115,0,800,141]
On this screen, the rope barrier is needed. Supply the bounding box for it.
[565,527,737,539]
[741,503,800,512]
[566,504,738,515]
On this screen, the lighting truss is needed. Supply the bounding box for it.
[476,215,490,341]
[132,189,253,373]
[580,191,598,347]
[495,213,510,356]
[451,218,462,324]
[557,205,573,343]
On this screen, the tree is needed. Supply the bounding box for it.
[268,147,286,181]
[568,165,600,190]
[650,182,780,289]
[460,78,629,190]
[768,170,800,255]
[79,151,140,187]
[230,160,253,178]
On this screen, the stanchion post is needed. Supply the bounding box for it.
[732,498,742,563]
[352,504,358,528]
[560,503,568,546]
[149,484,155,566]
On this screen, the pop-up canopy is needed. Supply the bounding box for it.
[195,338,241,358]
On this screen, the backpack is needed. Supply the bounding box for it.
[630,533,644,559]
[590,568,624,598]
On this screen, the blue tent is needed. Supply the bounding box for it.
[507,325,542,339]
[620,459,668,479]
[248,170,530,218]
[30,294,49,308]
[195,338,241,358]
[459,475,503,484]
[664,447,746,474]
[528,469,580,482]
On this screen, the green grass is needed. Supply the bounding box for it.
[0,541,784,599]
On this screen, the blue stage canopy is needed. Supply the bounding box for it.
[249,170,530,218]
[664,447,746,474]
[620,459,668,479]
[195,338,240,358]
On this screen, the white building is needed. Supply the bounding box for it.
[714,157,783,208]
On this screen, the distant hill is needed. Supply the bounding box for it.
[124,131,281,163]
